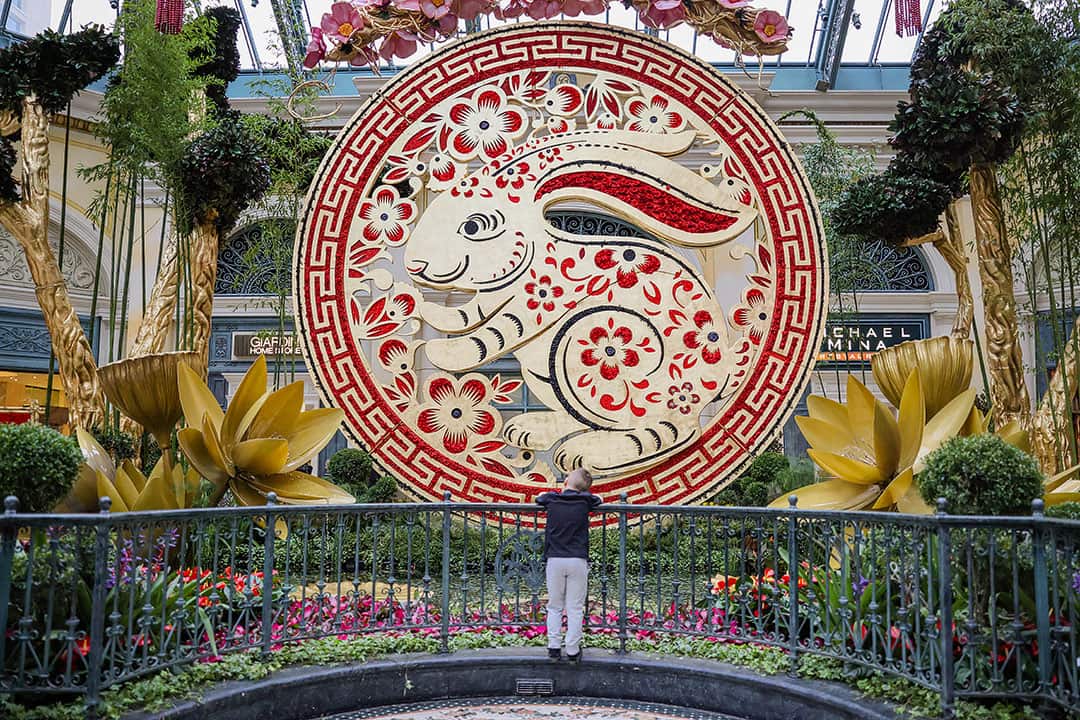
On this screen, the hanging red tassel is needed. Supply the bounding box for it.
[894,0,922,37]
[155,0,184,34]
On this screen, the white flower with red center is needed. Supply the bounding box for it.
[592,112,619,130]
[383,154,428,184]
[494,161,535,191]
[594,247,661,288]
[682,309,726,365]
[732,288,771,344]
[358,186,417,246]
[541,84,585,117]
[666,382,701,415]
[444,88,527,161]
[524,271,565,323]
[320,2,363,44]
[417,377,498,454]
[581,324,640,382]
[625,94,685,133]
[426,153,465,191]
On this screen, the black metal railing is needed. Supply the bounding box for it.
[1,494,1078,718]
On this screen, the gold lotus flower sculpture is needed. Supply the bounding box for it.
[176,354,354,506]
[771,371,976,513]
[56,428,207,512]
[872,336,974,419]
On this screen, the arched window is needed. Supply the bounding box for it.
[215,219,295,296]
[831,239,935,293]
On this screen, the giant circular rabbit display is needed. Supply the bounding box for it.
[294,22,827,510]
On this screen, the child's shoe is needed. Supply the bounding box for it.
[566,651,581,664]
[547,648,561,662]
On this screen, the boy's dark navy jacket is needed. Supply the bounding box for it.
[536,489,602,560]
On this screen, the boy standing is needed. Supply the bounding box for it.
[537,469,601,663]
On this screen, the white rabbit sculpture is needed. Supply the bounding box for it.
[404,129,759,475]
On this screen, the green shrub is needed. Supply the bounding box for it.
[919,434,1043,516]
[710,452,790,506]
[1047,502,1080,521]
[91,426,136,464]
[326,448,373,499]
[0,423,83,512]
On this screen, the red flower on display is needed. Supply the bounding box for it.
[666,382,700,415]
[626,93,685,133]
[417,377,497,454]
[581,324,640,381]
[358,186,417,246]
[525,272,564,317]
[683,310,725,364]
[443,88,527,161]
[732,288,771,344]
[594,247,661,288]
[494,161,535,191]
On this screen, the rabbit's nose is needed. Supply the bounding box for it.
[407,261,428,275]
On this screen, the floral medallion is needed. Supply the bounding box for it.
[295,23,827,511]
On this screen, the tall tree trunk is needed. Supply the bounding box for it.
[189,217,219,379]
[0,96,104,429]
[1031,313,1080,475]
[969,163,1031,428]
[937,202,974,340]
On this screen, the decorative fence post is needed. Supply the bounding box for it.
[85,497,112,720]
[440,491,452,654]
[617,493,629,654]
[935,498,955,720]
[1031,499,1053,696]
[787,495,800,676]
[0,497,17,668]
[261,493,278,658]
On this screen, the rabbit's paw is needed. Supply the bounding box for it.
[425,336,490,373]
[553,425,694,474]
[504,412,585,451]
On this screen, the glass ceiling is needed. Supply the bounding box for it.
[28,0,945,74]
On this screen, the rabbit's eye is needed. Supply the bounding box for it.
[458,211,505,241]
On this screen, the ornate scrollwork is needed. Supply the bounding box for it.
[0,227,98,291]
[493,529,546,596]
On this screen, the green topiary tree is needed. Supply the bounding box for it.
[919,434,1044,516]
[0,423,83,512]
[711,452,790,506]
[326,448,400,503]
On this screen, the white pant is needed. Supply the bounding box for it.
[545,557,588,655]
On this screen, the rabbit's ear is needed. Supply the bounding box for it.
[531,131,757,247]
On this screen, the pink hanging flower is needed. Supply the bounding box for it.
[320,2,364,44]
[561,0,606,17]
[419,0,452,19]
[302,27,325,69]
[380,30,420,61]
[753,10,789,43]
[494,0,528,19]
[348,44,380,69]
[717,0,749,7]
[526,0,562,20]
[394,0,421,10]
[454,0,491,21]
[638,0,685,30]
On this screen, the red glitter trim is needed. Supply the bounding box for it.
[535,172,737,235]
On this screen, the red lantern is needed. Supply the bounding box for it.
[895,0,922,37]
[155,0,184,34]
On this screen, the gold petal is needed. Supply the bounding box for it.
[795,415,855,455]
[914,388,976,472]
[808,449,886,485]
[221,355,268,451]
[76,427,115,482]
[247,382,305,441]
[996,420,1030,454]
[202,413,234,476]
[960,406,988,437]
[1044,492,1080,507]
[768,479,880,511]
[873,467,913,510]
[229,477,268,506]
[177,428,230,486]
[846,375,877,456]
[806,395,851,430]
[96,470,130,513]
[119,460,147,493]
[112,464,141,509]
[896,484,933,514]
[184,467,203,508]
[281,408,345,472]
[897,369,925,470]
[1045,465,1080,494]
[178,362,224,433]
[56,464,101,513]
[248,471,355,504]
[132,460,180,511]
[232,438,289,476]
[873,400,901,479]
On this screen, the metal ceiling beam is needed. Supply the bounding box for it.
[814,0,857,91]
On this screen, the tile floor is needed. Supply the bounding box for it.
[316,697,741,719]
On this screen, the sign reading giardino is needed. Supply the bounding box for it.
[294,23,827,510]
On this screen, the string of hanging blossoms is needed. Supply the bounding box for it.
[302,0,792,68]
